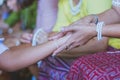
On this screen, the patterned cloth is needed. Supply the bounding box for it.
[38,56,71,80]
[67,47,120,80]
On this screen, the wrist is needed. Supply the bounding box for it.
[96,22,105,40]
[90,14,99,24]
[91,25,97,37]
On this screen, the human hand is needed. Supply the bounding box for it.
[74,15,98,24]
[20,33,33,43]
[49,15,98,40]
[4,38,21,47]
[60,23,97,50]
[52,33,72,56]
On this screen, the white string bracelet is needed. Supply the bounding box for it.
[54,40,59,49]
[96,22,105,40]
[32,28,48,46]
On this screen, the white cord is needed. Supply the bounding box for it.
[96,22,104,40]
[32,28,48,46]
[54,40,59,49]
[69,0,82,15]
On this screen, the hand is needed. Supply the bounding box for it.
[74,15,98,24]
[4,38,21,47]
[52,33,72,56]
[49,15,97,40]
[60,23,97,50]
[20,33,33,43]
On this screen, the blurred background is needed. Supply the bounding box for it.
[0,0,37,80]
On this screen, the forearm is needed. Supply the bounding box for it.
[70,37,108,53]
[102,24,120,38]
[98,8,120,24]
[35,0,58,33]
[0,41,56,71]
[57,37,108,58]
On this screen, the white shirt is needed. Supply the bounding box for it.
[112,0,120,7]
[0,38,8,54]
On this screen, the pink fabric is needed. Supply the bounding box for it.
[34,0,58,33]
[67,50,120,80]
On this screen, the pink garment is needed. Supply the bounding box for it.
[67,47,120,80]
[34,0,58,33]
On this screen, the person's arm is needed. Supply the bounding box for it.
[0,34,69,72]
[75,8,120,25]
[0,43,56,72]
[57,37,108,58]
[98,8,120,25]
[102,24,120,37]
[34,0,58,33]
[49,32,108,58]
[75,5,120,26]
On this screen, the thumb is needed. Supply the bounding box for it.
[62,26,77,32]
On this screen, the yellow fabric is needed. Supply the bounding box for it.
[53,0,112,32]
[86,0,112,14]
[109,38,120,49]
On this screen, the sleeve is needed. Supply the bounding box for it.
[112,0,120,7]
[0,43,9,54]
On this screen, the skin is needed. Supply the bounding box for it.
[0,34,70,72]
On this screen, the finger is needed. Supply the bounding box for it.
[62,25,78,32]
[29,34,33,38]
[90,23,96,26]
[52,45,66,56]
[48,32,64,40]
[20,38,31,43]
[67,42,78,50]
[22,33,32,41]
[26,36,32,41]
[52,34,72,56]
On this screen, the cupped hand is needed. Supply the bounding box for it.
[20,33,33,43]
[61,23,97,50]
